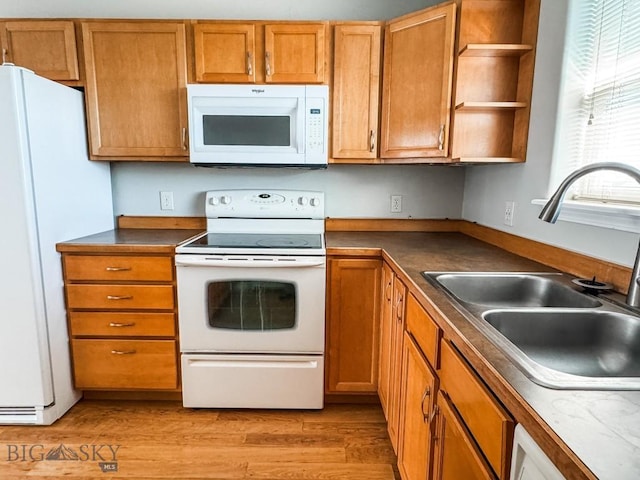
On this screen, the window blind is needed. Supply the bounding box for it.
[558,0,640,204]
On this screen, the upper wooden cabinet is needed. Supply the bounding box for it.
[326,257,381,395]
[0,20,79,82]
[449,0,541,163]
[331,24,382,161]
[81,21,189,160]
[194,23,256,83]
[380,3,456,160]
[193,21,328,84]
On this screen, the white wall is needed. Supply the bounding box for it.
[0,0,438,21]
[111,163,465,219]
[461,0,640,267]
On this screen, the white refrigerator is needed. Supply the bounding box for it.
[0,65,114,424]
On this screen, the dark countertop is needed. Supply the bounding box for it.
[327,231,640,480]
[56,228,203,254]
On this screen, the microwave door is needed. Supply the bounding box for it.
[190,96,304,164]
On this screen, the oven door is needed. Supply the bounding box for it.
[176,255,325,354]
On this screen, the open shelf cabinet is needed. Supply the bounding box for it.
[450,0,540,163]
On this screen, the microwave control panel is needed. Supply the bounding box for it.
[305,94,327,154]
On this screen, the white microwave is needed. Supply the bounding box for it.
[187,84,329,168]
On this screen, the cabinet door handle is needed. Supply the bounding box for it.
[106,295,133,301]
[369,130,376,153]
[421,386,431,423]
[2,48,8,64]
[111,349,136,355]
[385,280,392,302]
[247,51,253,76]
[109,322,136,328]
[105,266,131,272]
[265,51,272,77]
[182,127,188,150]
[438,124,445,151]
[395,295,404,322]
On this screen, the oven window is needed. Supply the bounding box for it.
[202,115,291,146]
[207,281,296,330]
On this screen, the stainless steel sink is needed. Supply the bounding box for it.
[426,272,601,308]
[482,310,640,389]
[422,271,640,389]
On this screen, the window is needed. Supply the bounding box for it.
[552,0,640,205]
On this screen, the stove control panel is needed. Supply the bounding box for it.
[205,189,324,219]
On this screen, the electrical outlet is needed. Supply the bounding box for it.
[391,195,402,213]
[504,201,515,226]
[160,191,174,211]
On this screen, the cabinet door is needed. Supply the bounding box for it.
[398,332,438,480]
[387,275,406,452]
[1,21,79,81]
[264,23,327,83]
[332,24,382,160]
[326,257,381,393]
[380,3,456,159]
[81,22,188,159]
[432,392,497,480]
[194,23,256,83]
[378,262,395,416]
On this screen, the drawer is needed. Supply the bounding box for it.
[63,255,173,282]
[406,293,441,369]
[69,312,175,337]
[440,340,514,479]
[72,339,178,390]
[66,284,174,310]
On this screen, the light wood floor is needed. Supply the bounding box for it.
[0,400,400,479]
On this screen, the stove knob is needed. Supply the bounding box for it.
[221,195,232,205]
[298,196,309,206]
[209,196,220,206]
[310,197,320,207]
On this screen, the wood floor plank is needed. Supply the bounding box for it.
[246,462,396,479]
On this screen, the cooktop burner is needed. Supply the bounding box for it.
[184,233,323,250]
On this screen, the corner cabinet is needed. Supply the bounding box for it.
[380,3,456,161]
[0,20,79,83]
[325,257,381,395]
[61,253,179,391]
[449,0,541,163]
[331,23,382,161]
[81,22,189,160]
[193,21,328,84]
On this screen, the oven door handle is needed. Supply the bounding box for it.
[175,257,326,268]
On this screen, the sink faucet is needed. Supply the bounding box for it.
[538,161,640,307]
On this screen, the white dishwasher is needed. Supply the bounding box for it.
[510,425,566,480]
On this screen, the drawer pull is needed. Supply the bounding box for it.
[105,266,132,272]
[106,295,133,301]
[111,349,136,355]
[109,322,136,328]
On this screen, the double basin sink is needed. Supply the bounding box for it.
[422,272,640,390]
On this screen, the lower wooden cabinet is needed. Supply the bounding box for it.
[378,262,395,414]
[61,253,180,392]
[432,391,497,480]
[387,275,407,451]
[398,332,439,480]
[440,340,514,479]
[326,257,382,394]
[72,339,178,390]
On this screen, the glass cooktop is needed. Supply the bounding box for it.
[184,233,324,250]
